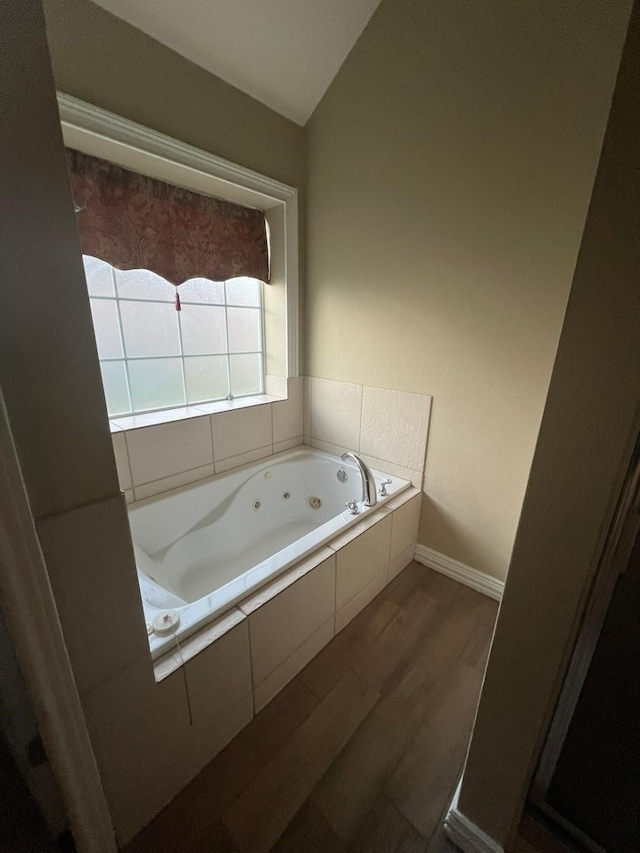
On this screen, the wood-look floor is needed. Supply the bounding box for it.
[124,562,498,853]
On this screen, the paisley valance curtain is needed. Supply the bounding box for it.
[66,149,270,308]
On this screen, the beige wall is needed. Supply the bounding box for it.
[459,3,640,843]
[42,0,305,189]
[1,0,131,847]
[2,1,306,844]
[42,0,307,372]
[305,0,631,579]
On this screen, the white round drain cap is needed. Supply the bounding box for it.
[152,611,181,636]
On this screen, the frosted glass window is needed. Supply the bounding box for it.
[227,307,261,353]
[120,301,180,357]
[115,268,175,301]
[230,354,262,396]
[226,277,261,307]
[128,358,185,411]
[90,299,123,359]
[83,256,264,417]
[84,256,115,297]
[100,361,130,416]
[178,278,225,304]
[180,305,227,355]
[185,356,229,403]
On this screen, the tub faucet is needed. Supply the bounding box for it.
[341,452,378,507]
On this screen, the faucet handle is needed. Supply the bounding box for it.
[345,499,359,515]
[378,478,392,497]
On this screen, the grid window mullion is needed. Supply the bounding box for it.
[258,281,265,394]
[89,262,265,417]
[112,269,133,415]
[223,281,232,399]
[175,299,188,405]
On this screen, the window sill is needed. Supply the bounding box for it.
[109,393,285,433]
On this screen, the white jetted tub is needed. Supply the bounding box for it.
[130,447,410,658]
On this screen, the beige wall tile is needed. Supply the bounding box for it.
[212,405,272,461]
[334,513,392,611]
[384,486,422,511]
[272,377,303,443]
[81,655,193,845]
[328,507,391,552]
[240,548,335,616]
[111,433,132,492]
[360,386,431,472]
[390,494,422,561]
[388,544,415,582]
[303,376,312,437]
[248,554,336,688]
[359,453,423,489]
[274,436,304,454]
[254,619,334,712]
[133,463,214,501]
[214,445,272,474]
[153,609,246,682]
[265,375,288,398]
[36,494,148,695]
[335,572,385,633]
[126,417,213,486]
[311,437,349,458]
[310,377,362,450]
[84,621,254,845]
[185,620,254,756]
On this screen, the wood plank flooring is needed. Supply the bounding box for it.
[123,562,498,853]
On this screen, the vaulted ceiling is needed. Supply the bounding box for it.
[91,0,383,125]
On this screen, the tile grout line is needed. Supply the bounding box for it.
[122,430,134,495]
[132,461,214,493]
[209,413,216,468]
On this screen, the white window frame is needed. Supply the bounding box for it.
[57,92,299,422]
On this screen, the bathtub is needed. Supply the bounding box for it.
[129,447,411,659]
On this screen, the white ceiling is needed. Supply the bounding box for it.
[91,0,383,125]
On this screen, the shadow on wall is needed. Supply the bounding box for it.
[420,496,507,580]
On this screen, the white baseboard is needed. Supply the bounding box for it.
[444,808,505,853]
[414,544,504,601]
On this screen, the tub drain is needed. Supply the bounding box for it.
[253,500,261,511]
[308,496,322,509]
[282,491,291,500]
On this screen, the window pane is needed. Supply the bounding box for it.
[227,307,261,353]
[230,353,262,396]
[90,298,123,359]
[100,361,130,416]
[178,278,224,304]
[115,268,175,301]
[120,301,180,357]
[83,256,114,296]
[225,277,261,307]
[185,356,228,403]
[180,305,227,355]
[128,358,185,411]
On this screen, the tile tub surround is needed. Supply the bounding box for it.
[304,376,432,488]
[153,488,421,686]
[136,443,419,664]
[80,486,421,844]
[81,484,421,845]
[110,377,303,502]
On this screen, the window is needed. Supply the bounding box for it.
[84,255,264,417]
